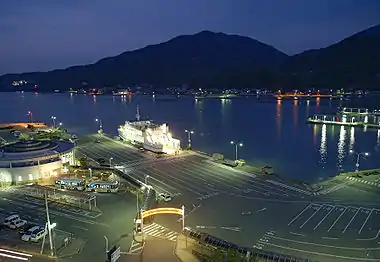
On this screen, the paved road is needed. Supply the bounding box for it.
[0,189,138,262]
[76,134,153,166]
[77,134,380,261]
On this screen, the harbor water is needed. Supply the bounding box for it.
[0,92,379,182]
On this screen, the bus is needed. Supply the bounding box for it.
[55,177,85,191]
[86,180,119,193]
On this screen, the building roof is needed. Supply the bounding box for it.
[0,140,74,161]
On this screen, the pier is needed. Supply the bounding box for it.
[340,107,380,116]
[275,94,336,99]
[307,114,380,129]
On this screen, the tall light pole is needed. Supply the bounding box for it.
[184,130,194,149]
[230,141,243,161]
[51,116,56,128]
[45,192,56,256]
[144,175,149,185]
[95,118,103,131]
[27,111,33,123]
[109,157,113,168]
[349,150,369,172]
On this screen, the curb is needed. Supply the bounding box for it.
[173,235,182,262]
[56,239,88,259]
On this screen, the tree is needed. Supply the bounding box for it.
[77,157,89,167]
[18,133,31,141]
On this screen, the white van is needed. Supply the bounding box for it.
[4,214,21,226]
[22,226,47,242]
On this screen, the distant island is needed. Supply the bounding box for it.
[1,24,379,93]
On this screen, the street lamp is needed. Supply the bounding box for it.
[109,157,113,168]
[95,118,103,131]
[185,129,194,149]
[349,150,369,172]
[44,192,56,256]
[27,111,33,123]
[51,116,56,128]
[230,141,243,161]
[145,175,149,185]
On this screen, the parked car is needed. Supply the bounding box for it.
[21,226,46,242]
[9,218,27,229]
[4,214,21,226]
[18,224,36,235]
[158,193,172,202]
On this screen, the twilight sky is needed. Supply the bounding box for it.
[1,0,379,75]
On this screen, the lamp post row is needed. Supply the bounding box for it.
[25,111,63,127]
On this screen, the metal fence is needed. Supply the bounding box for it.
[183,227,314,262]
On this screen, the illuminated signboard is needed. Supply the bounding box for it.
[141,207,184,219]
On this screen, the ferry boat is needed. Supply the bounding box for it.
[118,106,180,154]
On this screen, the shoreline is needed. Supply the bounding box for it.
[189,149,317,192]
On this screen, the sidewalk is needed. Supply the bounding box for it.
[56,237,87,258]
[174,234,199,262]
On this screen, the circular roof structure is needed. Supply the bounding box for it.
[0,140,74,162]
[2,140,58,153]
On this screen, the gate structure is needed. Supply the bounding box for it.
[140,206,185,240]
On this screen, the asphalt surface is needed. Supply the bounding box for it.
[76,134,380,261]
[0,188,138,262]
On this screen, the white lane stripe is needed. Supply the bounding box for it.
[313,206,335,230]
[0,249,33,257]
[358,209,374,235]
[0,252,29,261]
[300,205,322,228]
[343,208,361,233]
[288,204,314,226]
[328,207,347,232]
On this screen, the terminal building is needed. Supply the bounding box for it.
[118,106,180,154]
[0,140,75,185]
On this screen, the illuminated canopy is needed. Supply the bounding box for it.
[141,207,184,219]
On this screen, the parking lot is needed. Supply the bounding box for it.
[128,154,313,202]
[76,134,153,165]
[287,203,380,241]
[243,202,380,261]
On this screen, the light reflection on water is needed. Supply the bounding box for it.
[319,124,327,168]
[276,99,281,139]
[349,127,355,151]
[337,126,347,169]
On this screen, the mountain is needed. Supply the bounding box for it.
[277,24,380,90]
[0,31,288,91]
[2,25,380,91]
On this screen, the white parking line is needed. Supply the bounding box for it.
[288,204,314,226]
[328,207,347,232]
[313,205,335,231]
[290,232,305,237]
[358,209,374,235]
[342,208,361,233]
[300,205,322,229]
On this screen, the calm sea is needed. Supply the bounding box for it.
[1,92,379,182]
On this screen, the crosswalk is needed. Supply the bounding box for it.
[143,223,178,241]
[345,176,380,187]
[128,239,144,254]
[266,180,313,196]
